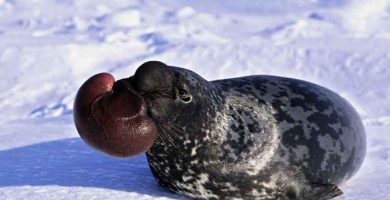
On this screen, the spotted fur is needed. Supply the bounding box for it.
[145,67,366,200]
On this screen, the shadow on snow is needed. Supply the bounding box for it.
[0,138,185,199]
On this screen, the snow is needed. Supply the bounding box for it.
[0,0,389,199]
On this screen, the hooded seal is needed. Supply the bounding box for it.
[74,61,366,200]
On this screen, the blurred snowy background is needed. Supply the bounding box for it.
[0,0,389,199]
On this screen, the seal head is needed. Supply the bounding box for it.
[131,61,213,127]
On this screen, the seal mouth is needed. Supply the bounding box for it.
[73,73,157,158]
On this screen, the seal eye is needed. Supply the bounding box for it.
[178,88,192,103]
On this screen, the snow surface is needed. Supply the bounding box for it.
[0,0,389,199]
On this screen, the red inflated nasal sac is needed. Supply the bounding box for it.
[73,73,157,158]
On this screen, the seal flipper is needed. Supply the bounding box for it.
[302,183,343,200]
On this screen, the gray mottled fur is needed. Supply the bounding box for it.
[145,67,366,200]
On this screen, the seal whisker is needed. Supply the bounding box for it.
[159,125,178,148]
[164,129,177,148]
[164,125,179,137]
[170,123,187,135]
[156,126,170,145]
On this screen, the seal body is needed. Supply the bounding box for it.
[144,65,366,200]
[74,61,366,200]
